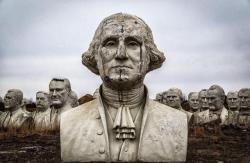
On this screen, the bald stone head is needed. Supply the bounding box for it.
[238,88,250,111]
[227,91,239,111]
[164,88,183,109]
[4,89,23,112]
[82,13,165,90]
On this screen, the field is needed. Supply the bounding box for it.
[0,125,249,162]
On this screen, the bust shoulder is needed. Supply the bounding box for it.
[148,99,188,121]
[61,99,99,126]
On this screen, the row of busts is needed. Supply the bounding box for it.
[0,78,86,134]
[155,85,250,128]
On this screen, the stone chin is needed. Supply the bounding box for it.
[103,70,144,90]
[4,104,11,109]
[51,100,63,108]
[192,107,199,111]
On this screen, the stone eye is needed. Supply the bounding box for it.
[105,40,116,47]
[127,41,139,47]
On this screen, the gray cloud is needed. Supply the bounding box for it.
[0,0,249,99]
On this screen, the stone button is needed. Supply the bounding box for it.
[97,129,103,135]
[99,147,105,154]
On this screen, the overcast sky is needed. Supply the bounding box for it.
[0,0,250,100]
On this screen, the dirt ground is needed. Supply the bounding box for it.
[0,126,249,162]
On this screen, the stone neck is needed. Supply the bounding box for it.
[210,107,223,115]
[101,84,145,109]
[8,106,20,113]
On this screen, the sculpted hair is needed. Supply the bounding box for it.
[36,91,50,102]
[166,88,184,102]
[227,91,238,97]
[82,13,165,75]
[238,88,250,96]
[209,84,225,101]
[8,89,23,105]
[50,78,72,93]
[188,92,198,100]
[198,89,207,98]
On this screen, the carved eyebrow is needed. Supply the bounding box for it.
[101,35,119,46]
[124,36,142,44]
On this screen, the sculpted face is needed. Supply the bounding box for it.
[97,19,149,90]
[165,91,182,109]
[155,93,162,103]
[238,90,250,110]
[36,92,50,111]
[4,91,18,110]
[188,93,199,111]
[227,92,239,111]
[207,89,223,111]
[49,80,69,108]
[199,90,209,111]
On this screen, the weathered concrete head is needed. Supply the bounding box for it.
[209,84,225,102]
[208,85,225,111]
[238,88,250,110]
[198,89,209,111]
[226,91,239,111]
[155,92,163,103]
[164,88,183,109]
[188,92,199,112]
[82,13,165,90]
[68,91,78,108]
[36,91,50,111]
[4,89,23,111]
[49,78,71,109]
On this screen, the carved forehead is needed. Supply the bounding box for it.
[36,92,48,98]
[207,89,219,97]
[166,89,182,97]
[189,92,199,99]
[7,89,23,97]
[227,91,238,98]
[101,18,147,40]
[239,88,250,96]
[50,80,65,88]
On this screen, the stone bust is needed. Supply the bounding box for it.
[227,91,239,111]
[206,85,228,124]
[49,78,73,131]
[188,92,199,112]
[164,88,183,109]
[60,13,188,162]
[198,89,209,111]
[33,91,52,132]
[0,89,32,131]
[237,88,250,128]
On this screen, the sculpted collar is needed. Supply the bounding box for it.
[101,84,145,109]
[101,84,145,140]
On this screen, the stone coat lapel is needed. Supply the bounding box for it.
[61,96,188,162]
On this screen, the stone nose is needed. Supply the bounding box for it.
[115,41,128,60]
[52,90,57,96]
